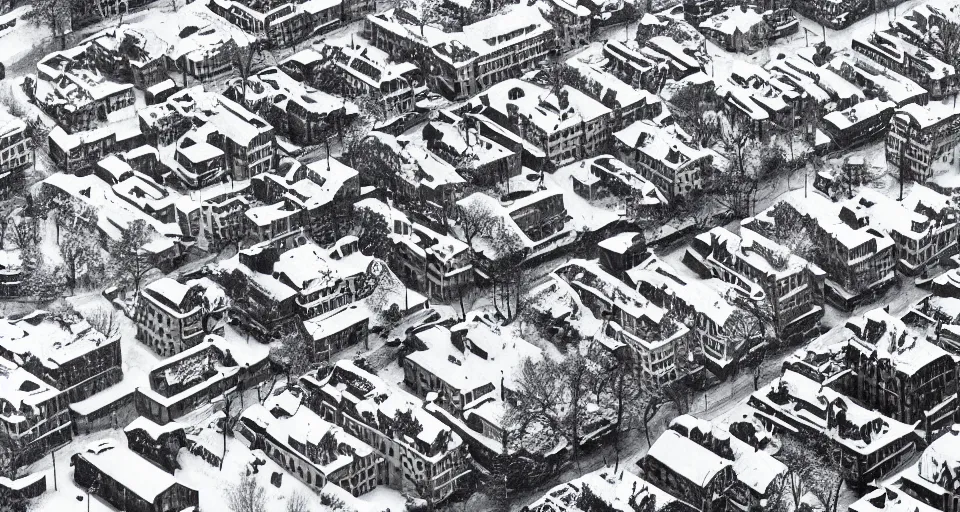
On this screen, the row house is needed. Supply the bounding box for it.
[0,111,33,196]
[852,32,958,100]
[0,313,121,405]
[748,368,917,488]
[244,200,302,249]
[554,259,689,382]
[269,240,373,319]
[364,4,555,101]
[613,120,713,200]
[421,112,521,187]
[524,468,682,512]
[0,358,72,465]
[135,335,270,424]
[570,155,667,219]
[601,40,670,93]
[566,48,668,131]
[174,97,276,187]
[135,276,228,357]
[213,244,299,336]
[164,22,236,81]
[626,253,741,378]
[685,226,826,341]
[33,46,137,133]
[300,302,371,364]
[698,6,798,54]
[836,187,959,276]
[251,156,360,244]
[749,190,896,310]
[85,25,169,90]
[820,98,896,150]
[828,51,929,107]
[237,396,378,496]
[668,414,787,511]
[541,0,590,53]
[72,440,199,512]
[643,429,735,512]
[355,198,472,301]
[300,360,472,505]
[209,0,342,48]
[789,307,959,439]
[792,0,873,29]
[225,66,355,146]
[640,36,705,82]
[465,78,611,168]
[404,316,540,419]
[334,43,417,118]
[124,417,187,473]
[887,102,960,184]
[898,425,960,512]
[457,189,570,263]
[48,123,144,175]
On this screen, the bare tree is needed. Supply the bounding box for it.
[454,198,497,249]
[225,472,267,512]
[229,39,265,107]
[108,219,155,293]
[86,307,122,339]
[286,492,311,512]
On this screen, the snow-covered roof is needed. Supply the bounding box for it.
[849,486,941,512]
[78,440,193,501]
[0,357,60,423]
[524,467,676,512]
[468,78,611,136]
[699,6,764,36]
[844,307,953,378]
[613,120,710,171]
[0,313,112,370]
[302,303,371,341]
[626,253,734,326]
[124,416,186,439]
[647,429,732,486]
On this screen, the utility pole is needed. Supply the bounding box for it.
[51,447,58,491]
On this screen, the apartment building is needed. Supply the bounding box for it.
[237,397,378,496]
[686,226,826,341]
[34,45,137,133]
[570,155,667,219]
[542,0,590,53]
[420,112,521,187]
[749,368,916,488]
[72,440,199,512]
[251,157,360,244]
[299,303,370,364]
[887,102,960,183]
[626,253,741,379]
[0,111,33,195]
[789,307,959,438]
[614,120,713,200]
[270,241,372,319]
[898,427,960,512]
[355,198,472,301]
[555,259,689,382]
[466,78,612,168]
[135,335,269,424]
[86,26,169,90]
[821,98,896,150]
[601,40,669,92]
[643,430,735,512]
[0,358,72,464]
[135,277,228,357]
[852,32,958,99]
[833,187,960,276]
[335,43,417,118]
[226,66,353,146]
[365,4,555,100]
[750,190,896,310]
[668,414,787,510]
[0,313,121,405]
[209,0,342,48]
[566,48,667,131]
[300,361,471,505]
